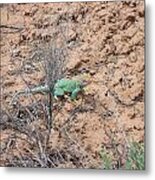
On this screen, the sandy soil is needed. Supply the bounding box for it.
[0,1,144,168]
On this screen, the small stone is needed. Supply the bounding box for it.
[68,29,77,42]
[89,69,96,76]
[66,58,82,70]
[64,102,73,112]
[11,48,20,57]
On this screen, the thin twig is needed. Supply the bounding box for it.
[0,24,24,30]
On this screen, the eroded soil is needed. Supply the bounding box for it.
[0,1,144,168]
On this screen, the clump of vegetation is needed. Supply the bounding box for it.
[100,142,145,170]
[125,142,145,170]
[100,148,113,169]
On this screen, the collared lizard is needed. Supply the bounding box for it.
[11,78,84,104]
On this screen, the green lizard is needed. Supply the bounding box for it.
[11,78,84,103]
[54,78,83,100]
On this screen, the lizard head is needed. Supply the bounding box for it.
[80,80,89,89]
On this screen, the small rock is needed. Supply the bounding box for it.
[64,102,73,112]
[67,29,77,42]
[89,69,96,76]
[66,58,82,70]
[41,32,51,41]
[11,48,20,57]
[23,9,30,16]
[81,58,90,63]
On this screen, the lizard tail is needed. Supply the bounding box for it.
[10,85,50,105]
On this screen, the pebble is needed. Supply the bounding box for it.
[11,48,20,57]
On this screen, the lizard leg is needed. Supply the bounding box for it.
[54,88,64,99]
[71,87,81,100]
